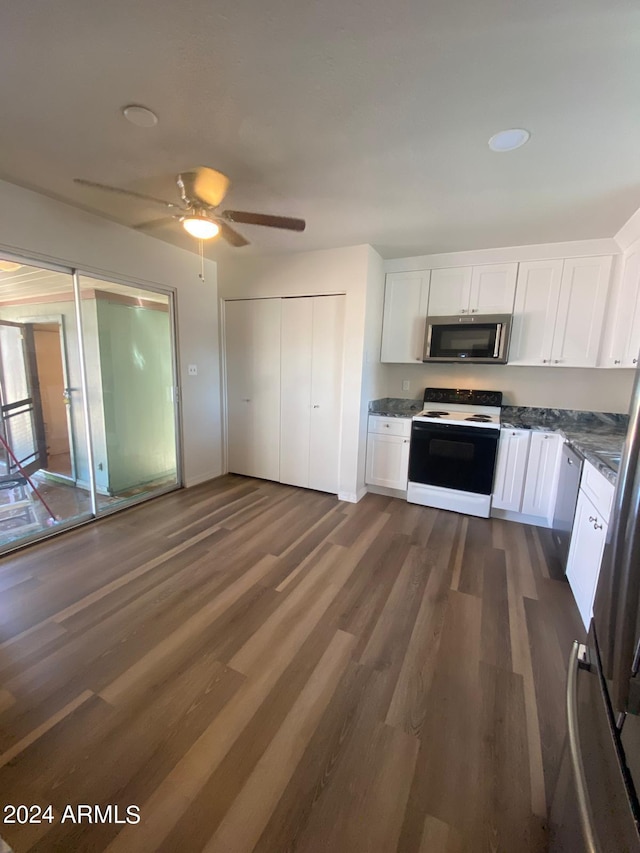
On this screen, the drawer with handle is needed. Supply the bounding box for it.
[368,416,412,438]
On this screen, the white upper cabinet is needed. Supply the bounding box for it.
[469,264,518,314]
[427,267,472,316]
[601,241,640,368]
[380,271,430,363]
[510,255,613,367]
[428,264,517,316]
[510,260,563,365]
[552,256,612,367]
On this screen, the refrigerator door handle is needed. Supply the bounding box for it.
[567,640,602,853]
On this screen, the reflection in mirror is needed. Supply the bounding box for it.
[0,258,91,551]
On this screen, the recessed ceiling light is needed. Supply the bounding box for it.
[121,105,158,128]
[0,261,21,272]
[488,128,531,152]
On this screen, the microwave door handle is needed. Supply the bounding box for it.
[424,324,433,359]
[493,324,502,358]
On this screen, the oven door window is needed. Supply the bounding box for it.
[429,323,498,359]
[408,422,499,494]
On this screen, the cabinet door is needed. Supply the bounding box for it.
[365,432,410,490]
[492,429,531,512]
[521,432,563,521]
[309,295,345,493]
[622,246,640,367]
[469,263,518,315]
[551,256,613,367]
[510,260,563,365]
[280,297,313,488]
[428,267,473,316]
[566,489,608,630]
[225,298,281,480]
[380,272,430,363]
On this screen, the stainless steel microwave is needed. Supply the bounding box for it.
[423,314,512,363]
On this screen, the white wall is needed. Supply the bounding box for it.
[0,179,222,486]
[218,244,385,500]
[382,364,634,413]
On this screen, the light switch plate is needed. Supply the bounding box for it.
[188,364,198,376]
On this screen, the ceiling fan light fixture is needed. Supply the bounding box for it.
[181,215,220,240]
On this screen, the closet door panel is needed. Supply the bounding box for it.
[225,298,281,480]
[280,298,313,487]
[309,295,345,493]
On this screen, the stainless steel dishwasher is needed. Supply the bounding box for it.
[552,443,584,571]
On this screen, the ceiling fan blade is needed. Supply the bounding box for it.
[132,216,178,230]
[222,210,306,232]
[73,178,181,209]
[191,166,230,207]
[218,221,250,247]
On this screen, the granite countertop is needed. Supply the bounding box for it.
[369,398,628,485]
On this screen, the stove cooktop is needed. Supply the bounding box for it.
[414,387,502,429]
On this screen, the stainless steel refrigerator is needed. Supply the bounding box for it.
[551,369,640,851]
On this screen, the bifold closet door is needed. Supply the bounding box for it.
[280,295,345,493]
[279,298,313,488]
[225,298,281,480]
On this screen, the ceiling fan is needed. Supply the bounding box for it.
[73,166,306,248]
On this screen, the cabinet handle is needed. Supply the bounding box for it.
[634,359,638,365]
[544,435,549,439]
[242,398,251,402]
[313,404,320,409]
[471,308,478,313]
[589,515,598,524]
[594,522,603,530]
[403,439,409,444]
[615,360,621,364]
[542,359,548,363]
[460,309,468,314]
[554,359,561,364]
[383,423,389,427]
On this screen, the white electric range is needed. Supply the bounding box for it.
[407,388,503,518]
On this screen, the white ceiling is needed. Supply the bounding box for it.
[1,0,639,261]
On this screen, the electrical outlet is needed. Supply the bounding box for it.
[402,380,410,391]
[188,364,198,376]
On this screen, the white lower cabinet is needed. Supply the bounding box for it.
[521,432,564,521]
[492,429,531,512]
[365,417,411,491]
[566,460,615,629]
[492,430,563,525]
[566,489,608,630]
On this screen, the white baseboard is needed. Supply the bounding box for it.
[490,507,551,528]
[338,487,368,503]
[365,484,408,500]
[184,470,223,488]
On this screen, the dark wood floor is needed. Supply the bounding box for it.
[0,475,585,852]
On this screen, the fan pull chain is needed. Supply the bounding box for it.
[198,238,205,283]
